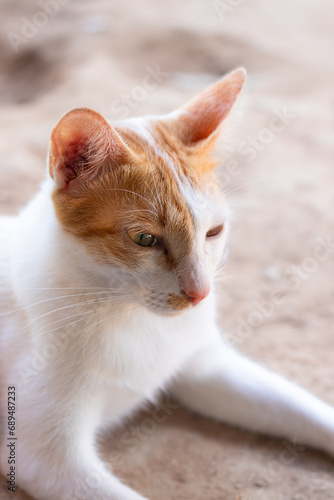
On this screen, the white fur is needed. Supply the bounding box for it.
[1,152,334,500]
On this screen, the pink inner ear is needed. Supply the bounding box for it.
[178,68,246,145]
[49,108,129,189]
[65,143,87,165]
[60,141,89,184]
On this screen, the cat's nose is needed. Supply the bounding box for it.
[181,287,210,306]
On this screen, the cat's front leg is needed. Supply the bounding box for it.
[170,334,334,457]
[0,395,147,500]
[2,438,147,500]
[1,443,147,500]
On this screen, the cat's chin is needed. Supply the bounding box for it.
[144,305,190,318]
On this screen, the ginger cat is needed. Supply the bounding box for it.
[0,69,333,500]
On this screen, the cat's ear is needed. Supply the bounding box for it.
[167,68,245,147]
[49,108,131,191]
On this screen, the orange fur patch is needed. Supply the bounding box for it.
[52,129,198,270]
[50,69,245,277]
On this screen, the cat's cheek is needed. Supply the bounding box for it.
[205,240,224,267]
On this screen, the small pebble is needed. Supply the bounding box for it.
[253,478,268,488]
[262,265,280,281]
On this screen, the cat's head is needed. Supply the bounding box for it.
[48,68,245,315]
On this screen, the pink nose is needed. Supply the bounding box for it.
[182,287,210,306]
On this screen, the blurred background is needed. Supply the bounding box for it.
[0,1,334,499]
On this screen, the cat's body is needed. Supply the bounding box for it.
[0,183,216,422]
[1,69,334,500]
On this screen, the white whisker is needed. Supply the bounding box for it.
[223,177,267,197]
[29,293,135,326]
[106,188,158,215]
[0,291,116,317]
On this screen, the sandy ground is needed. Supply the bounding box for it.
[0,0,334,499]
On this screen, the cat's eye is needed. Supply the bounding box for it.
[206,224,224,238]
[129,231,158,248]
